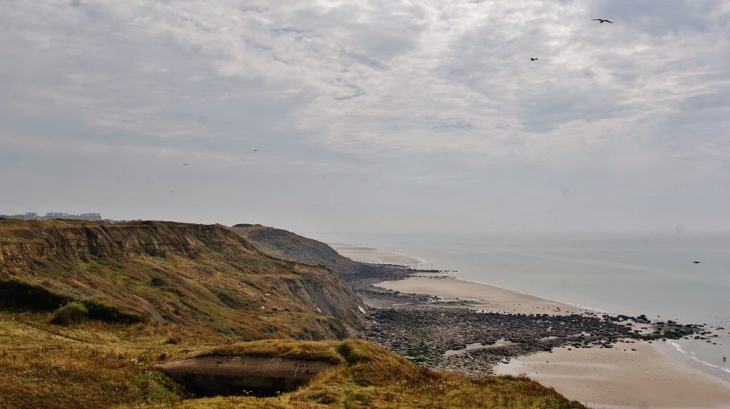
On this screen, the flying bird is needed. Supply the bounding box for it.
[593,19,613,23]
[530,58,538,61]
[693,261,701,264]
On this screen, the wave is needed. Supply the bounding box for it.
[666,341,730,376]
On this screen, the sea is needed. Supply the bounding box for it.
[309,230,730,382]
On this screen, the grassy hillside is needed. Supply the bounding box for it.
[0,219,365,341]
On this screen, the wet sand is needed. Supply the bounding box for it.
[375,275,590,316]
[497,343,730,408]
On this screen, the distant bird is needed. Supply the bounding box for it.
[253,149,258,152]
[593,19,613,23]
[530,57,538,61]
[693,261,701,264]
[183,163,189,166]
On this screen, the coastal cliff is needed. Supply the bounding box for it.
[0,219,366,340]
[230,224,415,285]
[230,224,357,273]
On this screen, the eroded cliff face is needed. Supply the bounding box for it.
[0,220,365,340]
[0,220,238,268]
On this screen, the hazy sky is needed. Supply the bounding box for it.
[2,0,729,234]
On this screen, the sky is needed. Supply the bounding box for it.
[1,0,729,234]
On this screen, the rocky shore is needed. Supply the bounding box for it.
[352,271,703,376]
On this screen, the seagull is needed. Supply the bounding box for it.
[593,19,613,23]
[530,57,538,61]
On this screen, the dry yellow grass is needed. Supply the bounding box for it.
[0,311,193,408]
[142,339,585,409]
[0,312,584,409]
[194,339,345,365]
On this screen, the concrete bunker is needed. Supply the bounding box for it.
[155,355,336,397]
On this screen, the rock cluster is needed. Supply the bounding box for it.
[361,302,700,375]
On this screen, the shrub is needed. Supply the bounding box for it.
[150,277,166,287]
[0,277,71,311]
[50,302,89,325]
[82,299,144,324]
[336,339,371,364]
[0,278,143,324]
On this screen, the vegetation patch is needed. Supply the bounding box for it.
[0,277,71,311]
[81,299,144,324]
[50,301,89,326]
[193,339,345,365]
[0,278,142,325]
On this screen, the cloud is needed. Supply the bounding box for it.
[1,0,730,231]
[591,0,722,35]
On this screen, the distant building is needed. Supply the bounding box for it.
[0,211,105,221]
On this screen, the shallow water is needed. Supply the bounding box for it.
[313,230,730,381]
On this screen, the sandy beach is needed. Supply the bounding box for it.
[376,275,730,408]
[497,343,730,408]
[341,246,730,408]
[375,274,590,316]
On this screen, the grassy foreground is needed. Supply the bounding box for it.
[0,310,584,409]
[165,339,584,409]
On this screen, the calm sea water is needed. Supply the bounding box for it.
[312,230,730,381]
